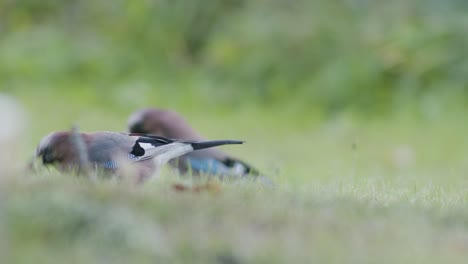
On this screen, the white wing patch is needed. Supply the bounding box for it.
[231,162,247,175]
[140,142,194,164]
[130,141,195,168]
[139,142,154,150]
[154,143,194,165]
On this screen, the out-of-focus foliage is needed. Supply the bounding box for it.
[2,2,468,263]
[0,0,467,114]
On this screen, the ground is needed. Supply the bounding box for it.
[2,108,468,263]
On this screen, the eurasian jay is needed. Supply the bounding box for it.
[35,130,243,181]
[127,108,272,184]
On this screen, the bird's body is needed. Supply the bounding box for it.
[127,108,272,184]
[36,131,243,182]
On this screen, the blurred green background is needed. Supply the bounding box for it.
[2,0,467,116]
[2,1,468,263]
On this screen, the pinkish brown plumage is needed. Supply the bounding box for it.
[128,108,273,185]
[35,130,243,182]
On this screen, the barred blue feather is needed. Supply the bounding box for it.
[102,160,117,169]
[128,153,139,161]
[101,154,140,169]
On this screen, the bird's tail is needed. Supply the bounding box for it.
[139,138,243,166]
[190,140,244,150]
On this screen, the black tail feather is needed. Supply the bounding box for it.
[190,140,244,150]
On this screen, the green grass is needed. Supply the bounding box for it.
[3,169,468,263]
[2,109,468,263]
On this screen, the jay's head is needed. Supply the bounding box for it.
[128,108,166,135]
[128,108,191,138]
[36,131,74,165]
